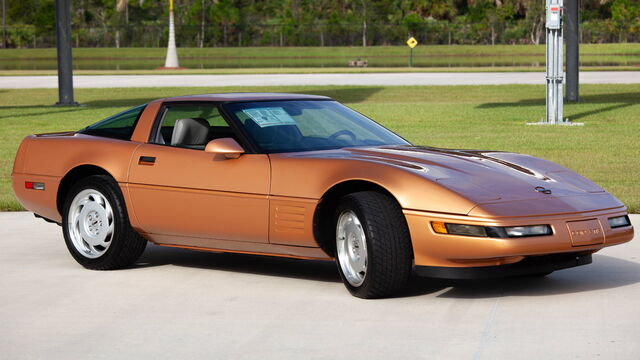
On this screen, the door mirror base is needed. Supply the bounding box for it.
[204,138,245,159]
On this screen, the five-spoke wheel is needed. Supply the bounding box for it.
[62,175,147,270]
[67,189,115,258]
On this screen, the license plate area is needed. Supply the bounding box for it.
[566,219,604,246]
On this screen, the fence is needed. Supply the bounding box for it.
[1,19,637,49]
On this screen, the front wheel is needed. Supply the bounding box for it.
[334,191,413,299]
[62,175,146,270]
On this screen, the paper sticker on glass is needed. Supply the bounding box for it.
[242,107,297,127]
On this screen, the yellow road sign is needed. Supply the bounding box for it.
[406,37,418,48]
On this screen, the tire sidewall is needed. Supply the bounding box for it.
[62,176,129,268]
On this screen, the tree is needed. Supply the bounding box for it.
[611,0,640,42]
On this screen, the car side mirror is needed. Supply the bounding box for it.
[204,138,245,159]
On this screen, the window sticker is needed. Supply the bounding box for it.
[242,107,297,128]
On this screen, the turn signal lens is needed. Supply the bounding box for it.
[431,221,448,234]
[608,215,631,229]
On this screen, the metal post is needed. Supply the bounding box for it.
[55,0,78,106]
[566,0,579,102]
[529,0,581,126]
[409,48,413,67]
[545,0,564,124]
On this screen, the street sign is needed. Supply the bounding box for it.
[406,37,418,48]
[406,37,418,67]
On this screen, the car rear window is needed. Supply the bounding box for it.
[78,104,146,140]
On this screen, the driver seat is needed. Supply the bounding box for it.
[171,118,210,148]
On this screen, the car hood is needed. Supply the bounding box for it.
[339,145,606,204]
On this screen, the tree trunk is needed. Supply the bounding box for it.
[361,0,367,47]
[491,23,495,45]
[530,17,543,45]
[2,0,6,48]
[199,0,204,48]
[223,24,228,46]
[362,20,367,47]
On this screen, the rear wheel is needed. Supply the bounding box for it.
[334,191,413,299]
[62,175,146,270]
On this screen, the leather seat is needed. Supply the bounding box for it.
[171,118,210,148]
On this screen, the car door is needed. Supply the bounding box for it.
[127,102,270,243]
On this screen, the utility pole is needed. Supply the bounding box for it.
[566,0,579,102]
[529,0,580,126]
[55,0,78,106]
[545,0,564,124]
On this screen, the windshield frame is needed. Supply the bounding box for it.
[221,99,411,154]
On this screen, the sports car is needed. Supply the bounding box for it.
[12,93,634,298]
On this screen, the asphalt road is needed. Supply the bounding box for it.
[0,212,638,359]
[0,71,639,88]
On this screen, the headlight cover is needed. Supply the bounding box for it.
[608,215,631,229]
[431,222,552,239]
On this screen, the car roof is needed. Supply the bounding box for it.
[157,93,333,103]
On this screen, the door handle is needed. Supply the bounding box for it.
[138,156,156,165]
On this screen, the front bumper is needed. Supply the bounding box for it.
[404,207,633,268]
[415,252,592,279]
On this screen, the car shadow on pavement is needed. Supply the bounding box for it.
[137,246,639,299]
[399,255,640,299]
[135,243,341,283]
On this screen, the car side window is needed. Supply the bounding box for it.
[153,104,234,150]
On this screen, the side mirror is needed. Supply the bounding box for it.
[204,138,245,159]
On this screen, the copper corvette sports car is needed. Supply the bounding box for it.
[12,93,633,298]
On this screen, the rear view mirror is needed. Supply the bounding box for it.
[204,138,245,159]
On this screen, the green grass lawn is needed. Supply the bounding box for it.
[0,44,638,70]
[1,84,639,212]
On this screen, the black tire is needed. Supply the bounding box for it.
[62,175,147,270]
[334,191,413,299]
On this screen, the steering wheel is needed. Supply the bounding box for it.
[328,129,357,142]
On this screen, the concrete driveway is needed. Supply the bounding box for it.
[0,212,638,359]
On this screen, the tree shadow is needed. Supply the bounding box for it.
[476,91,640,121]
[0,87,383,120]
[285,87,384,104]
[0,98,155,120]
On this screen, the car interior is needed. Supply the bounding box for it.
[155,119,239,150]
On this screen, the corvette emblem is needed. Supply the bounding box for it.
[535,186,552,194]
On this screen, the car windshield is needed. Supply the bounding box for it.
[224,100,410,153]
